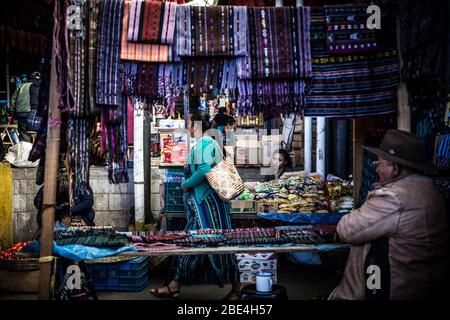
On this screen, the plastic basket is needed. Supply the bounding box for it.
[164,183,184,212]
[165,168,186,184]
[87,257,149,292]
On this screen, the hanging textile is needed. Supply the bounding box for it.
[127,0,177,44]
[87,0,100,114]
[68,118,91,186]
[101,98,129,184]
[96,0,124,106]
[121,1,171,62]
[237,6,311,79]
[325,5,379,54]
[237,80,305,118]
[127,98,134,145]
[55,0,75,112]
[305,7,399,118]
[184,59,237,96]
[122,62,182,117]
[175,5,247,57]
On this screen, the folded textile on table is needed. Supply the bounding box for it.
[175,5,247,57]
[54,227,129,247]
[305,7,399,118]
[237,80,305,117]
[325,4,379,54]
[132,242,180,252]
[127,0,177,44]
[121,0,171,62]
[96,0,123,106]
[237,6,311,79]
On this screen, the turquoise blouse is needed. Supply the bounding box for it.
[181,136,222,204]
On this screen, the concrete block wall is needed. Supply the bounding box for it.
[12,166,134,243]
[89,166,134,231]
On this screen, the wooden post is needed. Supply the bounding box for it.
[5,42,10,106]
[352,119,364,206]
[38,3,61,299]
[396,14,410,132]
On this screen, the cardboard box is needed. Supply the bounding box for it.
[0,270,50,293]
[257,201,279,213]
[235,147,259,165]
[230,200,257,213]
[238,259,277,271]
[239,270,278,284]
[260,135,283,166]
[236,252,276,261]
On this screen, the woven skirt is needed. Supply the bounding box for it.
[167,191,240,286]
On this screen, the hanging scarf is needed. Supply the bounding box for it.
[184,58,237,96]
[175,5,247,57]
[237,80,305,117]
[127,0,177,44]
[237,6,311,80]
[121,1,171,62]
[96,0,123,106]
[101,98,129,184]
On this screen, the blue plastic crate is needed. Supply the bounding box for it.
[87,257,149,292]
[94,274,149,292]
[165,168,186,184]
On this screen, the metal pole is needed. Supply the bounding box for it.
[38,1,60,300]
[316,117,326,177]
[134,103,145,230]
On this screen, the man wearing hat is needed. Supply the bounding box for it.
[329,130,449,300]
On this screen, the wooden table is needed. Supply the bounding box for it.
[16,244,348,259]
[118,244,348,257]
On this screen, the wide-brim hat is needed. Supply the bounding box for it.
[363,129,439,175]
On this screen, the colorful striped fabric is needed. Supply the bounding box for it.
[325,4,378,54]
[305,7,399,118]
[122,62,182,117]
[96,0,123,106]
[175,5,247,57]
[237,6,311,79]
[185,59,237,96]
[237,80,305,117]
[100,98,129,184]
[121,0,170,62]
[127,0,177,44]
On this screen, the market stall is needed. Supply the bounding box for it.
[1,0,448,302]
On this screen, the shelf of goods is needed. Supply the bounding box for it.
[233,174,354,225]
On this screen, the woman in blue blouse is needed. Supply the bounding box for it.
[151,111,241,300]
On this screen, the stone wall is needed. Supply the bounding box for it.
[12,166,134,243]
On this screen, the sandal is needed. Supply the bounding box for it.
[150,285,180,300]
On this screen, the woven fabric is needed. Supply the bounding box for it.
[101,98,129,184]
[121,1,170,62]
[127,0,177,44]
[184,58,237,95]
[96,0,123,106]
[237,6,311,80]
[168,192,240,286]
[237,79,305,117]
[325,4,378,54]
[305,7,399,118]
[175,5,247,57]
